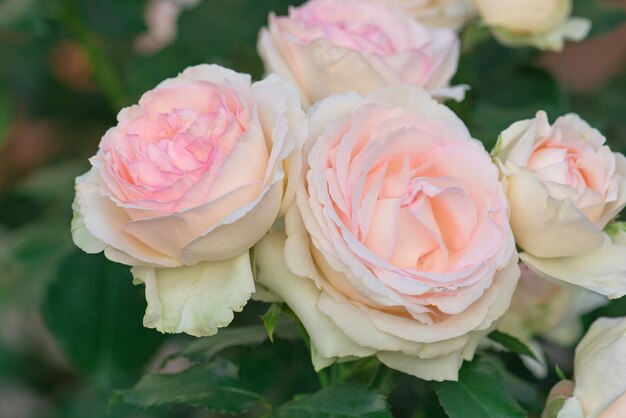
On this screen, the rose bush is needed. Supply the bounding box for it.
[255,86,520,381]
[493,111,626,299]
[71,64,306,337]
[474,0,590,51]
[257,0,461,108]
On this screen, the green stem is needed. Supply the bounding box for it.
[60,0,127,111]
[370,363,401,397]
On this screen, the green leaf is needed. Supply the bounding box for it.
[555,364,567,381]
[488,331,538,361]
[432,357,527,418]
[116,358,266,414]
[261,303,283,342]
[42,251,165,389]
[181,324,269,363]
[573,0,626,37]
[275,384,393,418]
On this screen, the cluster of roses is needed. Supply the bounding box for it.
[71,0,626,417]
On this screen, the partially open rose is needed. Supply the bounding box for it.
[72,64,306,336]
[494,111,626,299]
[257,0,461,107]
[255,86,519,381]
[474,0,590,51]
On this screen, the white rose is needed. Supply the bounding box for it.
[494,111,626,299]
[474,0,590,51]
[554,317,626,418]
[72,65,306,337]
[255,86,520,381]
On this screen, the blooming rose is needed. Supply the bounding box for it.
[257,0,461,108]
[255,86,520,381]
[494,111,626,299]
[474,0,590,51]
[547,317,626,418]
[374,0,475,30]
[71,64,306,337]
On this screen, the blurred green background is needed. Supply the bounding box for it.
[0,0,625,417]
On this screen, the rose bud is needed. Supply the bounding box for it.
[493,111,626,299]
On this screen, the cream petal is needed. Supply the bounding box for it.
[181,182,283,264]
[254,230,375,360]
[508,167,605,258]
[377,350,463,382]
[367,256,519,343]
[520,234,626,299]
[292,41,389,104]
[252,74,307,213]
[75,169,178,267]
[131,251,255,337]
[123,182,262,259]
[257,26,311,107]
[71,196,106,254]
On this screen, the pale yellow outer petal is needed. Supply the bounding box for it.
[131,252,255,337]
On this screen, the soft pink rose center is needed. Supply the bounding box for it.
[284,0,415,55]
[99,81,250,211]
[528,141,595,191]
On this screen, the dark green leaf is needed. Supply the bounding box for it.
[0,83,11,150]
[275,384,393,418]
[42,251,165,389]
[181,324,269,363]
[116,358,266,414]
[432,357,527,418]
[573,0,626,37]
[261,303,283,342]
[488,331,538,361]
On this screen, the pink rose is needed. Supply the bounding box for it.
[72,64,306,336]
[494,111,626,299]
[257,0,461,107]
[255,86,519,381]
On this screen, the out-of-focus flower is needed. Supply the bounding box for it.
[134,0,201,54]
[474,0,590,51]
[374,0,476,30]
[258,0,461,107]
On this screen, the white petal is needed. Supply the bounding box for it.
[71,195,105,254]
[131,252,255,337]
[557,398,585,418]
[508,167,605,258]
[521,234,626,299]
[254,230,375,359]
[377,349,463,382]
